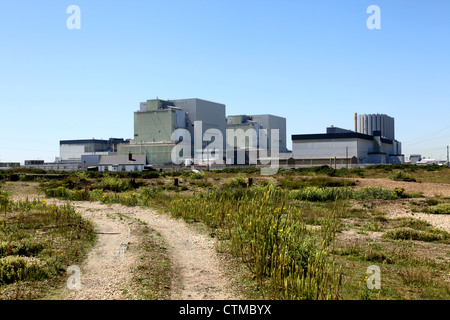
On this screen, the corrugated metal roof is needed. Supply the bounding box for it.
[98,155,146,165]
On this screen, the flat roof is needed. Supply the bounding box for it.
[292,132,374,142]
[60,138,128,145]
[292,132,394,145]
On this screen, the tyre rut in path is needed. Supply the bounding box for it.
[55,201,240,300]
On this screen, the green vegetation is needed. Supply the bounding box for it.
[291,186,400,202]
[426,203,450,215]
[0,191,95,299]
[383,228,448,242]
[170,185,341,299]
[2,164,450,300]
[389,170,417,182]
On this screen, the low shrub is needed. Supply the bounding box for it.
[222,174,247,188]
[388,171,416,182]
[101,176,130,192]
[425,203,450,215]
[383,228,446,242]
[0,256,51,285]
[291,186,399,202]
[190,172,205,180]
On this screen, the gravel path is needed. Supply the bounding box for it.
[53,201,240,300]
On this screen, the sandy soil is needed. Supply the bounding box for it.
[354,178,450,198]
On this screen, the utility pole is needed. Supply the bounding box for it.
[207,147,210,171]
[346,146,349,170]
[447,145,449,167]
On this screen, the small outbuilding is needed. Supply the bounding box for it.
[98,154,146,172]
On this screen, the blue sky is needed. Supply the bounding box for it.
[1,0,449,163]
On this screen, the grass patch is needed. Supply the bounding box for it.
[383,228,448,242]
[169,184,342,300]
[278,176,355,189]
[425,203,450,215]
[0,199,96,299]
[389,171,416,182]
[128,226,172,300]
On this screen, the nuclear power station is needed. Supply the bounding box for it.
[17,96,408,171]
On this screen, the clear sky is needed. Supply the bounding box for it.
[1,0,449,163]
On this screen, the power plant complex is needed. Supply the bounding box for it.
[17,98,407,171]
[292,113,403,166]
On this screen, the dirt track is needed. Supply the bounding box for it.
[52,201,241,300]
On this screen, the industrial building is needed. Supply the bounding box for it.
[59,138,129,163]
[226,114,288,152]
[118,98,226,165]
[0,162,20,169]
[291,113,404,165]
[24,160,44,166]
[17,95,415,171]
[357,114,395,141]
[225,114,289,165]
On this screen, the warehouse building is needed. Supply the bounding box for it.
[291,113,404,165]
[59,138,129,163]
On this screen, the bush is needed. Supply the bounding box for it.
[142,171,160,179]
[223,174,247,188]
[389,171,416,182]
[101,176,130,192]
[278,177,355,189]
[291,186,398,202]
[213,167,260,174]
[190,172,205,180]
[0,240,45,257]
[0,256,49,285]
[383,228,446,242]
[426,203,450,215]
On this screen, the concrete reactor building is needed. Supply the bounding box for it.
[117,98,226,165]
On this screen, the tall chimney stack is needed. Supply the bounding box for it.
[354,113,358,132]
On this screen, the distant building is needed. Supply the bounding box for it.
[357,114,395,141]
[226,114,287,153]
[409,154,422,164]
[291,113,404,165]
[24,160,44,165]
[118,98,226,165]
[59,138,129,163]
[0,162,20,169]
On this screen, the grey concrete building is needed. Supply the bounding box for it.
[357,114,395,141]
[119,98,226,166]
[292,126,403,165]
[59,138,128,162]
[226,114,287,153]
